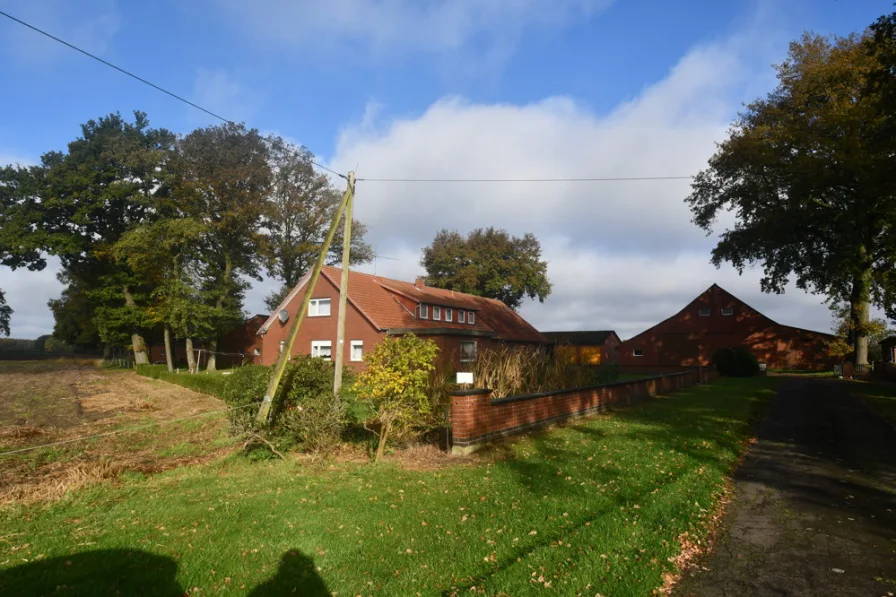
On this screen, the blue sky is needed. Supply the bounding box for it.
[1,0,892,339]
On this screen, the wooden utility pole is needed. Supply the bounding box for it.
[255,171,355,424]
[333,174,355,396]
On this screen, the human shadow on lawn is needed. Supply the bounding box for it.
[0,549,184,596]
[0,548,330,597]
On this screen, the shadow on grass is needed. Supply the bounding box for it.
[0,549,184,596]
[0,548,330,597]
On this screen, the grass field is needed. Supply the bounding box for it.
[849,380,896,426]
[0,377,777,596]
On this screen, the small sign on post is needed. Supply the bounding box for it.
[456,371,474,388]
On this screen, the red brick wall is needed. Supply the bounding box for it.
[618,286,837,371]
[450,369,714,451]
[260,276,385,370]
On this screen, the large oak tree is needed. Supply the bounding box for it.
[687,28,896,370]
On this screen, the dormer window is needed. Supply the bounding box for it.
[446,308,453,322]
[469,311,476,325]
[721,307,734,316]
[419,304,428,319]
[433,306,442,321]
[698,308,711,317]
[458,311,466,323]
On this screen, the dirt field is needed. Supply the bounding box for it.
[0,361,233,504]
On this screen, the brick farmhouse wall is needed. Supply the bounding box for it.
[450,369,714,453]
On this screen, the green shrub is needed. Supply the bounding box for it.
[711,347,759,377]
[136,364,230,397]
[218,364,271,434]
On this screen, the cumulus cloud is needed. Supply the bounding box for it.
[321,28,841,337]
[0,0,120,66]
[2,258,63,339]
[213,0,609,60]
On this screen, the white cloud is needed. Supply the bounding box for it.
[1,0,120,66]
[191,68,262,124]
[316,25,846,337]
[1,258,64,339]
[214,0,609,60]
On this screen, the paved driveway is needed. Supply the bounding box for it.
[675,378,896,596]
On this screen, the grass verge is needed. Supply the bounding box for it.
[849,381,896,427]
[136,364,231,398]
[0,377,777,596]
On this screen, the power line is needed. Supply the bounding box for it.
[355,175,695,183]
[0,9,345,180]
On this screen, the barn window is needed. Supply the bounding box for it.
[311,340,332,360]
[698,308,711,316]
[309,298,331,317]
[446,308,453,322]
[419,304,428,319]
[633,349,644,357]
[468,311,476,325]
[433,306,442,321]
[458,311,466,323]
[460,341,478,362]
[721,307,734,316]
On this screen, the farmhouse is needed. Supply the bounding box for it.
[258,267,548,369]
[618,284,837,371]
[542,331,621,365]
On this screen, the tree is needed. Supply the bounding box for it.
[420,227,552,310]
[0,289,11,337]
[829,303,891,362]
[18,112,176,364]
[686,30,896,372]
[47,274,102,352]
[354,334,438,462]
[262,138,372,311]
[172,123,272,370]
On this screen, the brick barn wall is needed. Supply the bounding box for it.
[450,369,714,452]
[260,275,384,370]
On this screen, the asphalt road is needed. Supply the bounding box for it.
[675,378,896,597]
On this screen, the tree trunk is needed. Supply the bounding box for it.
[163,326,175,373]
[123,285,150,365]
[102,342,112,360]
[186,337,196,373]
[374,416,393,463]
[207,338,218,371]
[848,251,872,373]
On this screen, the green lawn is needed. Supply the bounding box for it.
[849,381,896,427]
[0,377,777,596]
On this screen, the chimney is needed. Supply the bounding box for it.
[415,276,426,289]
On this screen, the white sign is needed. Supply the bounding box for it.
[456,371,474,385]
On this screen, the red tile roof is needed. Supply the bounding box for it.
[260,267,547,344]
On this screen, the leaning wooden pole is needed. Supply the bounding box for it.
[332,177,355,396]
[255,172,355,424]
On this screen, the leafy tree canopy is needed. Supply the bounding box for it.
[420,227,551,311]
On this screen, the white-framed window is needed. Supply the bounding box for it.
[419,304,428,320]
[309,298,332,317]
[253,348,261,356]
[460,341,478,362]
[721,307,734,316]
[633,349,644,357]
[279,340,286,353]
[469,311,476,325]
[311,340,332,360]
[698,307,711,317]
[446,308,453,322]
[458,311,466,323]
[433,306,442,321]
[350,340,363,362]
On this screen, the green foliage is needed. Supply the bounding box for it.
[686,29,896,368]
[421,227,551,311]
[471,345,621,398]
[829,302,891,361]
[43,337,75,354]
[217,364,271,434]
[0,289,10,337]
[262,138,372,309]
[712,347,760,377]
[355,335,439,460]
[47,277,101,351]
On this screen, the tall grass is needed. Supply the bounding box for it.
[471,344,620,398]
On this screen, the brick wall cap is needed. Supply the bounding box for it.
[450,388,493,397]
[489,370,698,406]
